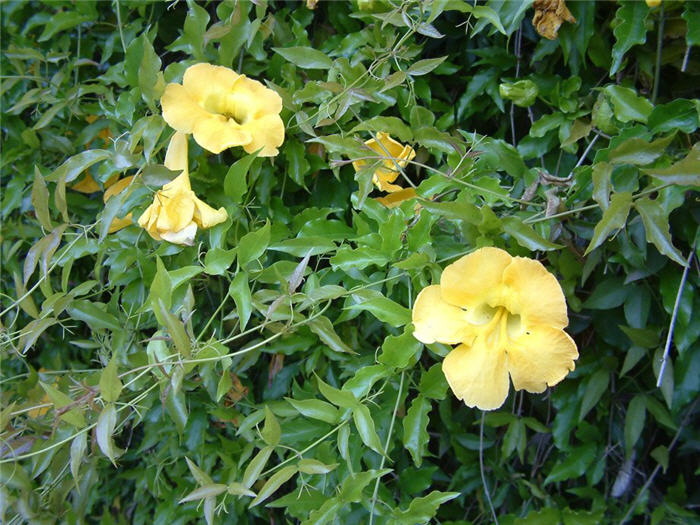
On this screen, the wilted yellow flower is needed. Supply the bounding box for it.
[532,0,576,40]
[375,188,417,209]
[104,176,135,232]
[160,63,284,156]
[72,116,115,193]
[138,132,228,245]
[412,247,578,411]
[352,132,416,193]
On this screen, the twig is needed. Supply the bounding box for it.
[480,411,499,524]
[369,371,405,525]
[656,239,696,387]
[619,397,698,523]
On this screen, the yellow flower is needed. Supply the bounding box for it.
[160,63,284,156]
[645,0,661,6]
[103,176,135,233]
[138,132,228,245]
[412,247,578,411]
[532,0,576,40]
[352,132,416,193]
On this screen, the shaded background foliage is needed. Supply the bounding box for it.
[1,0,699,523]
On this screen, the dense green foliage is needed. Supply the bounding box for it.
[1,0,699,523]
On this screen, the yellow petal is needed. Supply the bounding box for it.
[229,75,283,120]
[192,115,252,155]
[442,341,510,410]
[164,131,189,174]
[161,83,210,134]
[138,203,162,240]
[375,187,417,208]
[160,222,198,245]
[501,256,569,329]
[506,325,578,393]
[240,114,285,157]
[412,285,475,345]
[156,191,195,233]
[182,63,241,105]
[440,247,512,309]
[193,198,228,229]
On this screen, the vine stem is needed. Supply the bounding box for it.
[480,411,499,524]
[652,1,665,104]
[368,371,405,525]
[656,238,696,387]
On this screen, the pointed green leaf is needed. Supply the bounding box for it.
[403,395,431,467]
[584,192,633,255]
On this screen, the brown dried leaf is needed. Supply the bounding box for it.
[532,0,576,40]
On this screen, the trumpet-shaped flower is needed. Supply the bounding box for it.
[352,132,416,193]
[160,63,284,156]
[412,247,578,410]
[138,132,228,245]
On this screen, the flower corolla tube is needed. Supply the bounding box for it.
[138,132,228,245]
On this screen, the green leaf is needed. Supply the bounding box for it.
[46,150,111,183]
[352,404,385,456]
[249,466,298,507]
[204,248,236,275]
[635,197,686,266]
[584,192,633,255]
[157,299,191,358]
[243,446,273,488]
[179,484,228,503]
[317,377,358,409]
[592,162,612,211]
[237,221,270,268]
[378,329,422,369]
[32,167,52,230]
[40,381,85,427]
[216,371,232,403]
[67,300,122,331]
[137,35,164,105]
[648,100,699,134]
[641,144,700,186]
[99,356,123,403]
[286,398,340,425]
[330,247,388,272]
[610,1,649,75]
[583,277,630,309]
[603,85,653,124]
[224,152,259,202]
[624,395,646,458]
[70,432,87,487]
[186,457,214,486]
[307,316,355,354]
[392,490,460,523]
[502,217,562,251]
[682,1,700,46]
[544,443,596,485]
[418,364,449,400]
[285,139,311,188]
[227,482,256,498]
[607,134,675,166]
[96,403,122,466]
[228,272,253,330]
[339,470,390,503]
[346,295,411,327]
[261,406,281,446]
[301,498,342,525]
[349,116,413,142]
[403,395,431,467]
[499,79,538,108]
[37,11,94,42]
[297,459,338,475]
[273,46,333,69]
[342,365,391,399]
[579,369,609,420]
[407,56,448,76]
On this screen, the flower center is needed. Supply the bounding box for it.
[471,305,523,350]
[201,94,249,125]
